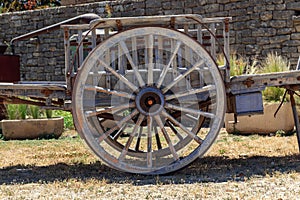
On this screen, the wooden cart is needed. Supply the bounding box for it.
[1,14,300,174]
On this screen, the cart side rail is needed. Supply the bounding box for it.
[10,13,101,46]
[62,14,232,91]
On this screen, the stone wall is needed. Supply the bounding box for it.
[0,0,299,81]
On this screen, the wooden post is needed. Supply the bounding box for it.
[289,91,300,151]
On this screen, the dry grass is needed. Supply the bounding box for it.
[0,129,300,199]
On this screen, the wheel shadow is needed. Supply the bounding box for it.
[0,154,299,185]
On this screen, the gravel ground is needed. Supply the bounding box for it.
[0,130,300,199]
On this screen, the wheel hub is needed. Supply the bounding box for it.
[135,87,165,116]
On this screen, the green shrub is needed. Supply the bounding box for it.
[4,104,74,130]
[53,110,74,130]
[5,104,56,120]
[29,105,40,119]
[259,52,289,74]
[45,109,53,118]
[0,0,61,13]
[6,104,18,120]
[217,53,258,76]
[259,52,289,102]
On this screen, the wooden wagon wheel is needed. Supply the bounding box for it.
[72,27,226,174]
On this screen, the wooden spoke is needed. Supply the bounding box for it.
[119,114,145,161]
[157,41,182,88]
[154,115,179,161]
[111,123,128,141]
[147,34,154,85]
[161,110,203,145]
[147,116,153,168]
[162,60,204,94]
[165,103,215,119]
[165,120,184,141]
[182,114,199,122]
[119,41,145,87]
[165,85,215,101]
[85,102,135,117]
[132,37,138,66]
[97,59,138,92]
[84,85,135,99]
[135,126,143,152]
[98,109,139,143]
[154,126,162,150]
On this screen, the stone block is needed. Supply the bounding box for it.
[203,4,220,13]
[260,11,272,21]
[266,5,275,11]
[185,0,198,7]
[275,4,286,10]
[192,6,205,14]
[162,2,171,9]
[256,37,270,45]
[236,1,250,9]
[262,43,281,50]
[229,8,246,16]
[242,37,256,44]
[283,40,300,47]
[217,0,230,3]
[254,5,266,12]
[282,46,297,53]
[252,28,276,37]
[273,10,295,20]
[271,0,284,4]
[291,33,300,40]
[27,59,38,66]
[277,28,293,35]
[270,20,287,28]
[224,2,237,11]
[286,2,300,10]
[146,0,161,8]
[213,11,229,17]
[270,35,291,44]
[233,22,248,30]
[171,1,184,9]
[246,20,260,29]
[241,29,252,37]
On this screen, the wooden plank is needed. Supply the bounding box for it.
[0,83,66,90]
[0,83,67,99]
[90,14,231,30]
[229,70,300,94]
[209,23,216,60]
[77,30,84,69]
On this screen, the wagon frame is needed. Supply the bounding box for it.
[1,14,300,174]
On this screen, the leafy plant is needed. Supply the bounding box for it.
[217,53,258,76]
[4,104,74,129]
[4,104,52,120]
[52,110,74,129]
[259,52,289,74]
[18,104,27,119]
[218,52,289,102]
[45,109,53,118]
[259,52,289,102]
[6,104,18,120]
[0,0,60,13]
[29,105,40,119]
[5,104,28,120]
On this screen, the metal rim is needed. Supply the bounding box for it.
[72,27,226,174]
